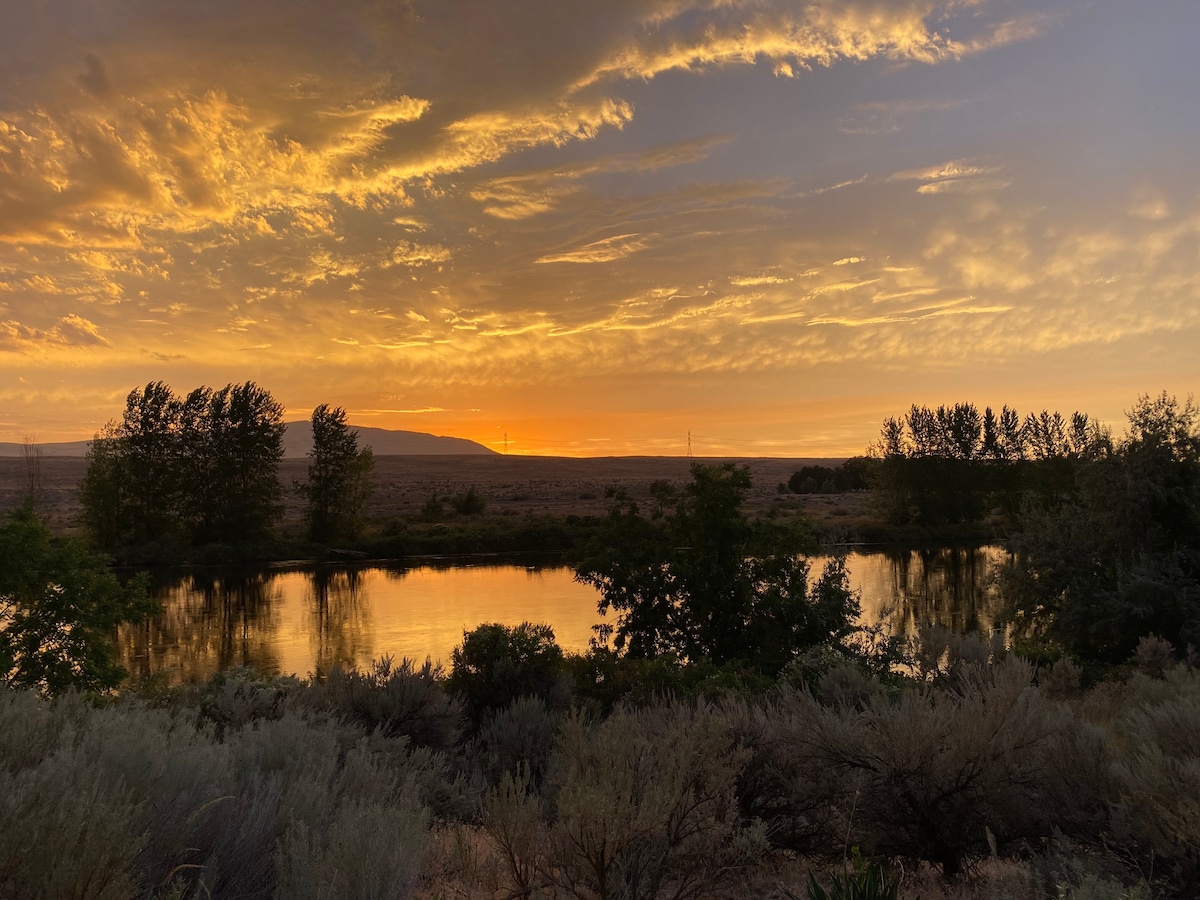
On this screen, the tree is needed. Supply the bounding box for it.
[21,436,42,507]
[301,404,375,543]
[1005,392,1200,661]
[197,382,286,543]
[0,504,157,695]
[574,463,856,674]
[80,382,182,545]
[79,381,287,550]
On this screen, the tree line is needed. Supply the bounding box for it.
[864,392,1200,663]
[867,401,1113,526]
[876,401,1111,462]
[80,382,373,555]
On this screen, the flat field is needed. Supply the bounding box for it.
[0,454,870,537]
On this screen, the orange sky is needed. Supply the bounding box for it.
[1,0,1197,456]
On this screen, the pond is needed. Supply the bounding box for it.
[118,546,1009,685]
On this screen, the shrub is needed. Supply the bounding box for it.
[1107,665,1200,893]
[476,695,562,787]
[450,486,487,515]
[296,656,465,752]
[0,685,446,897]
[798,857,900,900]
[448,622,567,724]
[542,701,766,899]
[274,794,428,898]
[483,769,545,897]
[762,659,1069,875]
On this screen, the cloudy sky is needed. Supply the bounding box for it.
[1,0,1196,455]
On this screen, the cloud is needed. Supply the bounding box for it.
[0,314,109,352]
[470,134,733,219]
[536,233,651,264]
[7,0,1184,455]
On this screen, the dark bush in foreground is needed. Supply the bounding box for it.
[448,621,569,725]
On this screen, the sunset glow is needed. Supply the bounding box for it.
[1,0,1197,455]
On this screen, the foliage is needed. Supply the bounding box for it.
[294,656,465,753]
[450,485,487,515]
[1106,665,1200,893]
[788,458,875,495]
[447,621,568,724]
[80,380,286,551]
[1005,392,1200,661]
[0,505,157,695]
[300,403,375,543]
[740,654,1071,876]
[575,463,853,674]
[476,695,563,787]
[868,401,1110,526]
[4,648,1198,897]
[796,856,900,900]
[0,686,433,899]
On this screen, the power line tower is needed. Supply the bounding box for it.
[687,430,692,458]
[503,431,510,454]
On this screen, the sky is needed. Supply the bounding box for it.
[1,0,1197,456]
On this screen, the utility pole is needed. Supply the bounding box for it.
[687,430,692,458]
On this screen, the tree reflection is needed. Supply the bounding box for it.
[307,566,372,675]
[864,547,1006,639]
[118,570,284,684]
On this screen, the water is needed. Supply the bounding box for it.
[118,547,1008,685]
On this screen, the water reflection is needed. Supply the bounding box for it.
[119,562,603,685]
[307,568,371,675]
[119,547,1008,685]
[838,546,1008,638]
[119,569,286,683]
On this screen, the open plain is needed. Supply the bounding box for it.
[0,454,866,539]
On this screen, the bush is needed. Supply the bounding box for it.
[0,505,157,695]
[297,656,465,752]
[755,658,1070,875]
[448,622,568,724]
[450,486,487,515]
[0,679,449,897]
[1107,665,1200,893]
[476,695,562,787]
[549,701,765,898]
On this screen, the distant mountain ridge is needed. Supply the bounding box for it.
[0,422,496,458]
[280,421,496,457]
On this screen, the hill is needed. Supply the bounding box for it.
[0,423,496,458]
[280,421,495,457]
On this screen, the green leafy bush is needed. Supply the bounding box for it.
[448,621,568,724]
[0,505,157,695]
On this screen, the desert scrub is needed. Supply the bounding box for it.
[476,694,563,787]
[484,699,768,899]
[294,655,466,752]
[761,657,1071,876]
[1106,664,1200,893]
[0,686,440,898]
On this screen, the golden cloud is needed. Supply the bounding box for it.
[536,233,651,264]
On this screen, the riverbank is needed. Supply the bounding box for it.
[4,454,1008,565]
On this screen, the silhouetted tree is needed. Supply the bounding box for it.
[79,381,286,550]
[575,463,855,673]
[447,622,566,724]
[869,401,1103,527]
[301,404,374,543]
[1005,392,1200,661]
